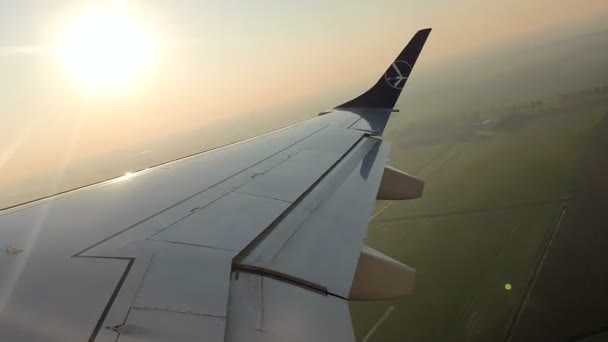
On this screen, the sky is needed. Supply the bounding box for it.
[1,0,608,206]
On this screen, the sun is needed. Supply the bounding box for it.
[57,6,156,94]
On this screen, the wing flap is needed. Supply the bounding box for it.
[225,272,355,342]
[237,138,390,298]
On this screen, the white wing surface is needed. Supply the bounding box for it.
[0,28,431,342]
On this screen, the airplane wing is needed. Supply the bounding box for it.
[0,28,431,342]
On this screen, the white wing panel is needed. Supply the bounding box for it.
[117,308,225,342]
[235,149,341,202]
[131,245,233,317]
[0,122,326,341]
[150,193,289,252]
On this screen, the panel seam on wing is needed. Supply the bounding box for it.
[231,191,293,204]
[74,124,330,257]
[232,265,348,300]
[232,134,368,264]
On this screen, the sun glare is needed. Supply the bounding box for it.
[57,6,156,94]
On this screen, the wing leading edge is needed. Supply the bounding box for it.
[0,29,431,342]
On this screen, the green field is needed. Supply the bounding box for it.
[350,101,606,341]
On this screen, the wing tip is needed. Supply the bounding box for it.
[335,27,432,110]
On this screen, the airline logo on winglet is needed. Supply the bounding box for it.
[384,60,412,89]
[335,28,431,109]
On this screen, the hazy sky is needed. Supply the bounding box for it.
[1,0,608,202]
